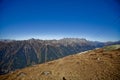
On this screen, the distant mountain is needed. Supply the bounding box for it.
[0,45,120,80]
[0,38,120,74]
[0,39,15,43]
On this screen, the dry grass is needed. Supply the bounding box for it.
[0,46,120,80]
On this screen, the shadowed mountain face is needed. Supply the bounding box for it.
[0,45,120,80]
[0,38,120,74]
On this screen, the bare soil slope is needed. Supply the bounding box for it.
[0,45,120,80]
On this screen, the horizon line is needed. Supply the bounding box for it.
[0,37,120,42]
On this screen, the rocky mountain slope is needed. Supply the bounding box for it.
[0,38,120,74]
[0,45,120,80]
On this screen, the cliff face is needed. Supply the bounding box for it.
[0,38,120,74]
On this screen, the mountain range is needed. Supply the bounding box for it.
[0,44,120,80]
[0,38,120,74]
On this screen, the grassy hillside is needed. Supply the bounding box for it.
[0,45,120,80]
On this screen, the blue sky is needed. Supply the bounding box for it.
[0,0,120,41]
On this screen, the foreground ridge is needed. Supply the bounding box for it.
[0,45,120,80]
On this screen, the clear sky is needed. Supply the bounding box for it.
[0,0,120,41]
